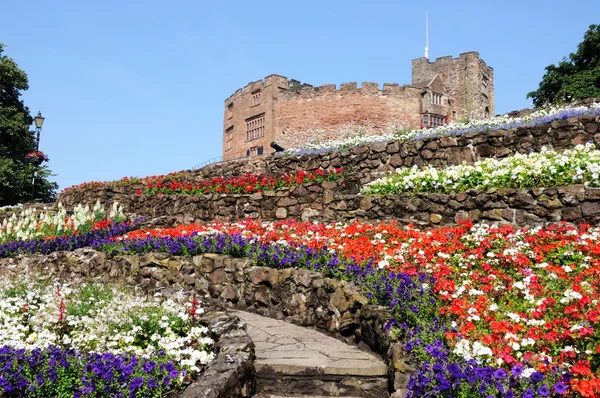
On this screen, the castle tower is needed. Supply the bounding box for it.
[411,51,494,121]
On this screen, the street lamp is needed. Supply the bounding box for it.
[34,111,45,151]
[31,111,45,200]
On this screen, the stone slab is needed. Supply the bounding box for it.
[233,311,387,377]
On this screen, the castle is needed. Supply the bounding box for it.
[222,51,494,160]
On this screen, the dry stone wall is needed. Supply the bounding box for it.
[50,114,600,228]
[59,114,600,205]
[0,251,411,396]
[0,257,255,398]
[53,182,600,229]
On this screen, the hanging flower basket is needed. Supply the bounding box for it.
[24,151,49,166]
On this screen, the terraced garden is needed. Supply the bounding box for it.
[2,101,600,397]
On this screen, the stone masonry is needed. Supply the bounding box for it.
[0,251,410,396]
[223,52,494,160]
[54,113,600,229]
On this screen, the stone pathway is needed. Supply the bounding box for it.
[233,311,388,397]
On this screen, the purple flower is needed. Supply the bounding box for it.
[537,384,550,396]
[523,387,535,398]
[142,360,155,373]
[553,382,568,394]
[510,365,523,377]
[493,368,507,379]
[129,376,144,391]
[531,371,545,383]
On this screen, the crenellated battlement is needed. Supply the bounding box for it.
[225,74,289,103]
[225,75,425,104]
[412,51,493,71]
[279,80,421,101]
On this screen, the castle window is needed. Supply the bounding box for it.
[422,114,445,128]
[485,107,490,118]
[246,114,265,141]
[482,75,489,89]
[227,103,233,119]
[248,146,259,157]
[251,90,261,107]
[225,126,234,152]
[431,93,442,105]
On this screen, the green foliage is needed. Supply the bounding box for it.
[0,43,57,206]
[527,24,600,107]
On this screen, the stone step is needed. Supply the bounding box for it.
[233,311,389,398]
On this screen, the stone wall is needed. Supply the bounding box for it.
[178,310,255,398]
[0,256,255,398]
[0,251,411,396]
[59,113,600,207]
[54,180,600,228]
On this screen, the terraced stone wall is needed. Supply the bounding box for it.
[52,181,600,228]
[0,251,411,395]
[58,114,600,209]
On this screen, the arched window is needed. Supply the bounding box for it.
[485,106,490,118]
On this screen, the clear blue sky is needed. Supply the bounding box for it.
[2,1,599,191]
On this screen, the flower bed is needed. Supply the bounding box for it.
[62,169,343,196]
[284,102,600,156]
[4,218,600,396]
[362,143,600,195]
[139,169,343,195]
[1,201,126,244]
[96,220,600,397]
[0,219,141,258]
[62,172,187,192]
[0,275,213,397]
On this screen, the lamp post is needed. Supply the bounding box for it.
[31,111,45,200]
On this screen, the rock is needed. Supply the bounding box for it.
[254,290,271,306]
[561,206,582,221]
[275,207,287,219]
[291,269,313,287]
[389,154,403,168]
[360,197,374,210]
[429,213,442,224]
[421,149,434,160]
[455,192,469,202]
[301,208,320,221]
[582,202,600,217]
[439,136,458,147]
[248,267,278,287]
[330,288,349,312]
[209,269,227,285]
[506,192,536,209]
[585,187,600,200]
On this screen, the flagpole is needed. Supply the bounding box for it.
[425,7,429,59]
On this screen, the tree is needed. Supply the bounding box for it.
[0,42,57,206]
[527,24,600,107]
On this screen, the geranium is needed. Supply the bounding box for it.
[62,169,343,196]
[104,219,600,397]
[140,169,343,195]
[24,151,49,165]
[61,172,186,192]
